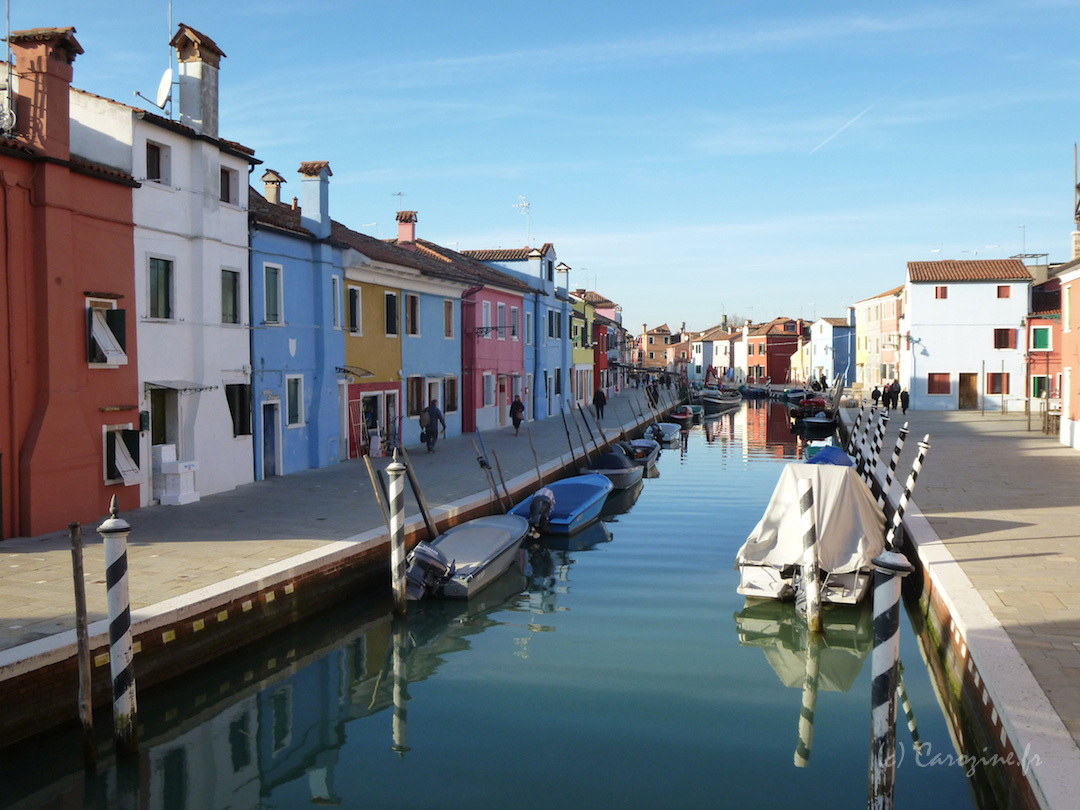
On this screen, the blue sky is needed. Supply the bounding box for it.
[15,1,1080,330]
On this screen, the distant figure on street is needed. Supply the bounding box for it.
[871,386,881,407]
[422,399,445,452]
[510,395,525,436]
[882,382,893,411]
[890,380,901,410]
[900,389,910,414]
[820,373,827,391]
[593,388,607,420]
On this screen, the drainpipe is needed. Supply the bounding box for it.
[1,174,18,537]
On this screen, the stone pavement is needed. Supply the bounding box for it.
[0,385,672,654]
[852,408,1080,749]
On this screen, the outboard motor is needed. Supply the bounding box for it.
[405,541,455,600]
[648,423,663,442]
[527,488,556,537]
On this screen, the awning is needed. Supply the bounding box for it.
[336,365,375,378]
[145,380,218,394]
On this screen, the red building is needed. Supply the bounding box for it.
[746,318,807,383]
[0,28,139,538]
[1026,276,1062,401]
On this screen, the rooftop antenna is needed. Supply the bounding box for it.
[134,0,174,114]
[0,0,15,134]
[513,196,531,246]
[1074,143,1079,230]
[360,222,379,238]
[392,192,405,211]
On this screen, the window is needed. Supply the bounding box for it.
[648,351,655,360]
[264,265,282,324]
[554,367,562,395]
[230,714,252,773]
[935,286,948,299]
[993,328,1016,349]
[145,141,170,184]
[332,276,341,329]
[987,373,1010,395]
[1065,286,1072,331]
[405,293,420,336]
[927,373,951,394]
[385,292,399,336]
[86,299,127,365]
[225,384,252,436]
[483,301,492,338]
[546,260,553,282]
[648,336,654,345]
[348,287,361,333]
[1032,326,1051,350]
[483,373,496,406]
[443,377,458,412]
[222,270,240,324]
[997,285,1011,299]
[444,299,454,338]
[497,303,507,340]
[149,257,173,319]
[104,426,141,485]
[286,375,304,426]
[525,311,532,344]
[219,166,238,204]
[407,376,423,416]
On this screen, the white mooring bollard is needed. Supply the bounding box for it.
[796,477,822,633]
[869,550,914,810]
[97,495,138,755]
[387,451,408,615]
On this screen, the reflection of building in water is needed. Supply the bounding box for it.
[742,401,797,459]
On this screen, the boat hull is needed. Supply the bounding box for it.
[510,474,614,536]
[415,514,531,600]
[737,566,873,606]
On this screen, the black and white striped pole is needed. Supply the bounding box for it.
[897,662,923,752]
[866,411,889,485]
[387,451,408,615]
[97,495,138,755]
[869,550,914,810]
[878,423,910,511]
[845,405,865,455]
[796,478,822,633]
[884,435,931,551]
[391,618,411,757]
[853,408,876,475]
[794,631,822,768]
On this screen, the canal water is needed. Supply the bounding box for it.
[1,401,987,809]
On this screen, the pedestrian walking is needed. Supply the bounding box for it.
[871,386,881,407]
[593,388,607,420]
[900,389,910,415]
[510,395,525,436]
[422,399,445,452]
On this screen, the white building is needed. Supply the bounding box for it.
[899,260,1031,411]
[72,24,258,504]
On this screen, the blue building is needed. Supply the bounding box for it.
[248,164,346,479]
[811,313,856,388]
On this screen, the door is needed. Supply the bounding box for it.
[386,392,399,451]
[525,373,533,420]
[958,373,978,410]
[497,375,508,426]
[262,403,279,478]
[338,382,348,461]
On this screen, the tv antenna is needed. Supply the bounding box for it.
[133,1,175,114]
[513,196,531,246]
[1,0,16,133]
[392,192,406,210]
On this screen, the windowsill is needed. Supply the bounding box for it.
[143,179,175,190]
[143,316,175,323]
[348,329,363,337]
[89,360,127,369]
[262,321,285,327]
[286,422,305,429]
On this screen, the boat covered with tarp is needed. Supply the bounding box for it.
[735,463,885,605]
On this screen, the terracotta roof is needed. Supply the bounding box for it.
[412,239,533,293]
[9,27,83,60]
[248,186,314,237]
[646,324,670,334]
[854,284,905,304]
[169,24,225,58]
[907,259,1031,282]
[396,211,417,223]
[821,317,851,327]
[749,317,806,336]
[573,289,618,308]
[1031,281,1061,317]
[298,161,331,177]
[461,243,555,262]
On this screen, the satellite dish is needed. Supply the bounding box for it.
[155,68,173,109]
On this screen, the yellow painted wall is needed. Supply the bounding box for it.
[345,280,402,382]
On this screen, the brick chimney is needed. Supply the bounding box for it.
[170,23,224,137]
[396,211,417,250]
[298,161,331,239]
[9,27,83,160]
[261,169,285,205]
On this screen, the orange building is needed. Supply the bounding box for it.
[0,29,139,538]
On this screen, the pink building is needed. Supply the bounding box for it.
[461,286,527,431]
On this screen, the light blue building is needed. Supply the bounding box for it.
[248,164,345,479]
[810,312,856,388]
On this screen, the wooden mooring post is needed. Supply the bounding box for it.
[69,522,95,765]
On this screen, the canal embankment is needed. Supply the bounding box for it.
[0,386,676,745]
[841,406,1080,810]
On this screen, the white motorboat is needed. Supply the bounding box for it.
[646,422,682,443]
[616,438,660,469]
[406,514,531,600]
[735,463,886,606]
[700,389,742,411]
[582,448,645,490]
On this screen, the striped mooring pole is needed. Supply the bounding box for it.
[845,405,865,455]
[391,618,411,757]
[884,435,931,551]
[796,477,822,633]
[387,451,408,615]
[97,495,138,755]
[897,662,923,752]
[869,549,914,810]
[853,407,876,475]
[879,423,910,510]
[865,411,889,486]
[794,631,822,768]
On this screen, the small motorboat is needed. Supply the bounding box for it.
[646,422,682,443]
[581,448,645,490]
[735,463,886,606]
[510,473,614,536]
[616,437,660,469]
[405,514,532,600]
[689,404,704,420]
[700,389,741,411]
[669,405,695,424]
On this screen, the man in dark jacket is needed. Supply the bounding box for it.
[592,388,607,420]
[423,399,446,452]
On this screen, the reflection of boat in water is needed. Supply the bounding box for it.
[543,519,613,552]
[734,598,872,692]
[600,478,643,519]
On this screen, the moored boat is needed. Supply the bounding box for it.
[700,389,742,411]
[510,473,614,536]
[669,404,695,424]
[647,422,682,443]
[405,514,532,600]
[581,448,645,490]
[617,437,660,468]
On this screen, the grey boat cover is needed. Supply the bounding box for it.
[736,463,885,575]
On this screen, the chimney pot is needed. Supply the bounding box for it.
[291,197,298,210]
[170,24,225,137]
[396,210,417,249]
[261,169,284,205]
[298,161,331,239]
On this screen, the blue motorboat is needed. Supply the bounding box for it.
[510,473,614,536]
